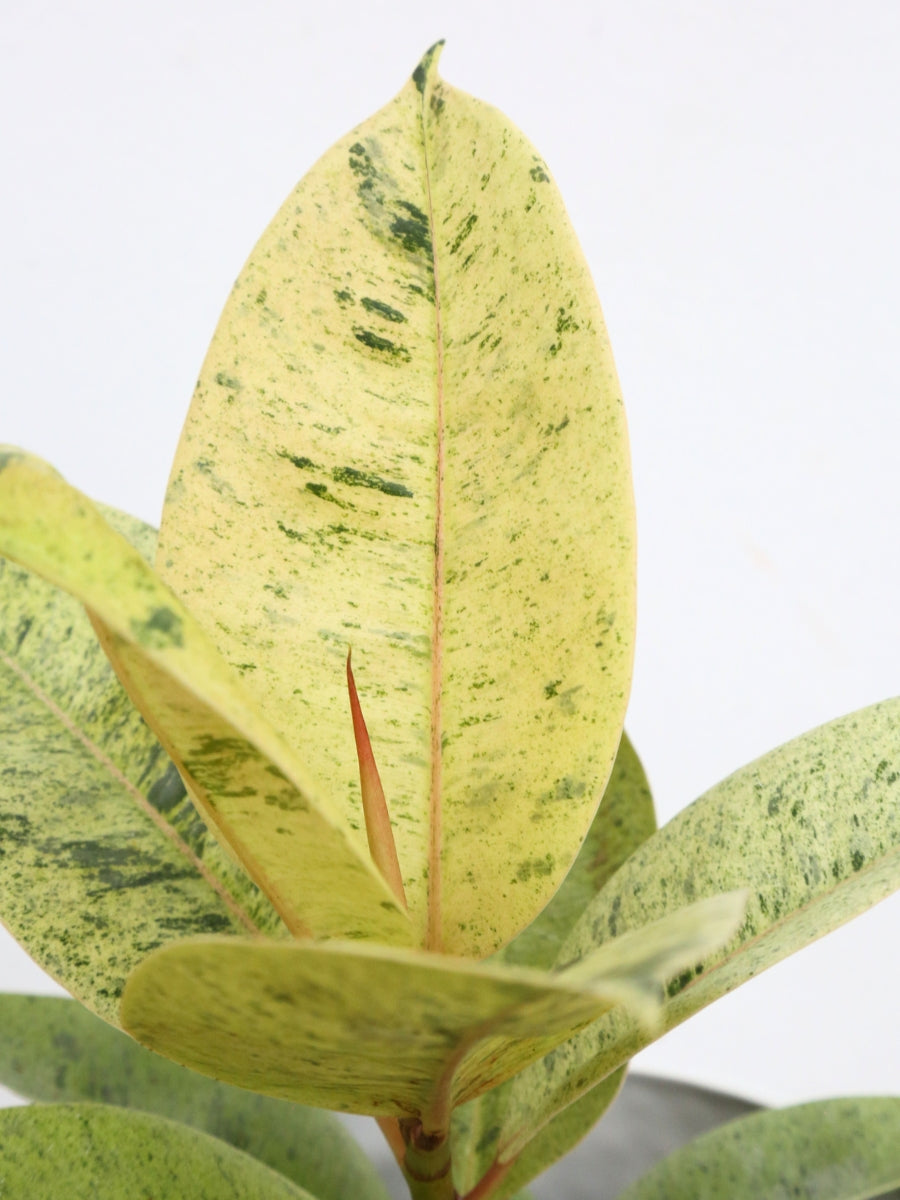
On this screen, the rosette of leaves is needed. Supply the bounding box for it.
[1,44,899,1200]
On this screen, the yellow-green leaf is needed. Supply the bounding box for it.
[453,732,655,1193]
[120,894,744,1122]
[0,448,410,945]
[0,508,285,1023]
[494,698,900,1162]
[499,732,656,970]
[0,1104,316,1199]
[0,994,391,1200]
[616,1098,900,1200]
[156,43,636,956]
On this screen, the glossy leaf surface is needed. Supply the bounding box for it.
[120,894,744,1121]
[0,449,410,944]
[616,1098,900,1199]
[156,43,636,956]
[0,503,284,1023]
[0,1104,315,1199]
[0,994,390,1200]
[495,699,900,1160]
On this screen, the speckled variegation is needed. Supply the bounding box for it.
[0,995,392,1200]
[454,731,655,1194]
[616,1098,900,1200]
[495,698,900,1162]
[120,892,743,1121]
[157,42,636,955]
[0,449,410,945]
[0,1105,314,1199]
[0,507,286,1023]
[498,731,656,970]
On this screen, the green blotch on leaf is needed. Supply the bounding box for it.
[331,466,413,499]
[130,606,184,649]
[360,297,407,323]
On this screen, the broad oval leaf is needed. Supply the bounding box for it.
[616,1098,900,1200]
[0,1104,315,1199]
[494,698,900,1161]
[120,894,744,1123]
[0,994,391,1200]
[156,43,636,956]
[0,448,410,944]
[0,507,285,1024]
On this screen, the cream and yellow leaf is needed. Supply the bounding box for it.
[120,894,743,1122]
[0,449,410,944]
[156,43,636,956]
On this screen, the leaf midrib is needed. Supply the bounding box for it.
[421,70,446,953]
[0,646,262,936]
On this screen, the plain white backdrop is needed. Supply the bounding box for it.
[1,1,898,1111]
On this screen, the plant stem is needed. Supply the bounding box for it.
[399,1118,457,1200]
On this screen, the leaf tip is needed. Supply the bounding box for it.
[412,40,445,95]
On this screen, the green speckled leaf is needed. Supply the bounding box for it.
[0,507,284,1024]
[452,1068,625,1199]
[495,699,900,1161]
[0,448,411,945]
[120,894,743,1121]
[616,1098,900,1200]
[0,995,390,1200]
[156,43,635,956]
[451,733,655,1194]
[0,1104,316,1199]
[499,732,656,970]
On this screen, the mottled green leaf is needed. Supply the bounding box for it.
[0,507,284,1023]
[452,1068,625,1199]
[0,1104,316,1199]
[156,43,636,957]
[494,699,900,1161]
[451,733,654,1194]
[0,994,390,1200]
[616,1098,900,1199]
[120,894,744,1121]
[0,448,411,945]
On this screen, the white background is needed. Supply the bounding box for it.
[1,1,898,1110]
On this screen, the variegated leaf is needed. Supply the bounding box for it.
[0,1104,316,1199]
[616,1097,900,1200]
[494,699,900,1163]
[120,894,744,1121]
[0,505,284,1023]
[0,994,390,1200]
[156,42,636,956]
[0,448,410,944]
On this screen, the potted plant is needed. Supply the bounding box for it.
[0,44,898,1199]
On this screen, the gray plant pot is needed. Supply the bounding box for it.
[344,1074,900,1199]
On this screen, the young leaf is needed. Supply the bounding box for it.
[0,449,411,945]
[0,994,391,1200]
[120,894,743,1123]
[615,1097,900,1199]
[0,1104,316,1199]
[0,508,284,1024]
[155,43,636,956]
[494,698,900,1162]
